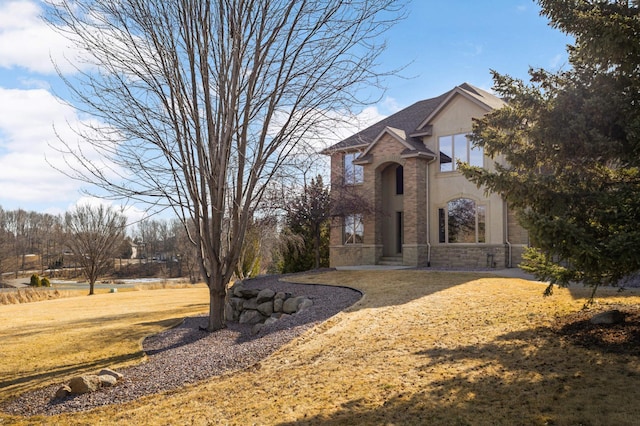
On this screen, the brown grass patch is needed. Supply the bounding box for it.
[2,270,640,425]
[0,287,209,405]
[0,288,69,305]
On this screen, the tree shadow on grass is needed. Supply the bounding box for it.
[277,326,640,425]
[0,352,145,403]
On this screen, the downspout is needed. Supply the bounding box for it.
[426,161,431,267]
[504,200,512,268]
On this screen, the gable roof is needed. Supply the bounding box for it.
[322,83,504,157]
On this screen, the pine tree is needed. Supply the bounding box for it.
[460,0,640,298]
[280,176,330,272]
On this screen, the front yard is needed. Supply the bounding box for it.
[1,270,639,425]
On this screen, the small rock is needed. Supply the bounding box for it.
[68,375,101,394]
[98,368,124,381]
[54,385,71,399]
[274,291,286,300]
[590,309,625,325]
[99,374,118,387]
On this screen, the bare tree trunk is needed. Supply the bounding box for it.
[207,279,226,331]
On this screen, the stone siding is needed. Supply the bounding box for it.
[429,244,508,269]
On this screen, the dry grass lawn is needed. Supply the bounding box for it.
[2,270,640,425]
[0,286,209,402]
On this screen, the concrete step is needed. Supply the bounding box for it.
[378,256,403,266]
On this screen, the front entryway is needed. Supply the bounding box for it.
[381,163,404,258]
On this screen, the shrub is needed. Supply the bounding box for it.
[40,276,51,287]
[30,274,41,287]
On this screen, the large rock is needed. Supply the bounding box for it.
[273,297,284,313]
[239,288,260,299]
[243,297,258,310]
[257,301,274,317]
[232,283,245,298]
[229,297,244,310]
[590,309,626,325]
[239,309,265,324]
[69,375,102,394]
[297,298,313,312]
[257,288,276,304]
[282,296,303,314]
[264,316,279,327]
[224,301,235,322]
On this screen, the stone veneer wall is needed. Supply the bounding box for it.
[429,244,508,269]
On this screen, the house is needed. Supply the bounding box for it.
[322,83,528,269]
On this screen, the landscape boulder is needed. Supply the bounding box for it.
[98,368,124,381]
[257,301,274,317]
[239,309,265,325]
[68,375,102,394]
[590,309,626,325]
[227,282,315,332]
[54,385,71,399]
[256,288,276,304]
[273,297,284,313]
[99,374,118,387]
[297,298,313,312]
[282,296,312,314]
[243,297,258,310]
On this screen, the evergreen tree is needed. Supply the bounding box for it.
[460,0,640,298]
[280,176,330,272]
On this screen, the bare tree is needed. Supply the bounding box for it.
[46,0,404,330]
[64,204,127,295]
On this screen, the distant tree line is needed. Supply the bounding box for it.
[0,175,336,288]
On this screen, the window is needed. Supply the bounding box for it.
[395,165,404,195]
[344,152,363,184]
[438,198,486,243]
[439,133,483,172]
[344,214,363,244]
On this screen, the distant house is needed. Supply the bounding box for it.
[322,83,528,269]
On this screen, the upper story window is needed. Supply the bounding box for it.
[438,198,486,243]
[439,133,483,172]
[344,152,363,184]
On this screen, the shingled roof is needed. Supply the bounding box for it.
[322,83,502,155]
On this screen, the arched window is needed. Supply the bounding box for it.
[438,198,486,243]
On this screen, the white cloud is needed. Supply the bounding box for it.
[0,0,85,74]
[0,87,122,209]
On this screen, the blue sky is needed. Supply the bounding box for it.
[0,0,572,218]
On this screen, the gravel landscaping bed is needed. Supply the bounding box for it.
[2,275,361,417]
